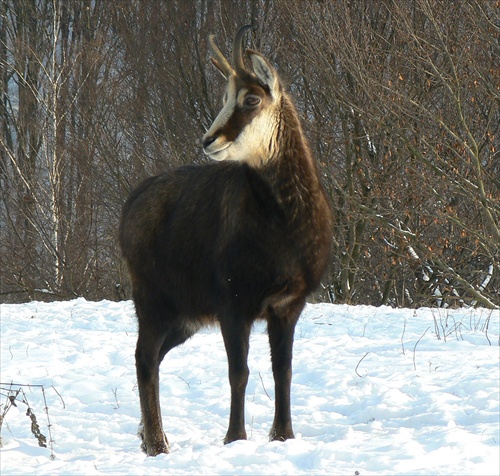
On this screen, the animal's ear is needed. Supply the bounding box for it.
[246,49,281,98]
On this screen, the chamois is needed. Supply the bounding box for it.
[119,25,333,456]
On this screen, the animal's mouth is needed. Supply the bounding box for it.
[204,142,231,160]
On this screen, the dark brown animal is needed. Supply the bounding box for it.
[119,25,333,456]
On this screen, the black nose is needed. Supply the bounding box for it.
[203,135,216,149]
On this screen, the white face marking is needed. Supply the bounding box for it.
[228,107,277,166]
[203,77,279,166]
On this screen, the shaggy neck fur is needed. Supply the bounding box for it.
[260,93,326,228]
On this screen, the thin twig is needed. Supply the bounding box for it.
[432,312,441,340]
[176,375,191,388]
[484,311,492,346]
[259,372,271,400]
[41,386,56,460]
[51,385,65,409]
[401,315,408,355]
[112,388,120,409]
[355,352,369,378]
[413,327,430,371]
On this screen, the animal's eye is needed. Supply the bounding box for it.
[244,95,261,107]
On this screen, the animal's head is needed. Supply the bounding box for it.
[203,25,283,166]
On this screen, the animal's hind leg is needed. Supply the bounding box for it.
[267,298,304,442]
[135,319,170,456]
[135,299,192,456]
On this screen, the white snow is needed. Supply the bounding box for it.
[1,298,499,475]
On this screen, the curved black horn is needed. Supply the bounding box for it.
[233,24,255,75]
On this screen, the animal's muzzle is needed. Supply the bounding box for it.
[202,135,217,150]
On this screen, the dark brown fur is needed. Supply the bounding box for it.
[119,33,332,456]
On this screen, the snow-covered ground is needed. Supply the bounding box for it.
[1,298,499,475]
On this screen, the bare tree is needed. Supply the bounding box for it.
[1,0,123,300]
[280,0,499,308]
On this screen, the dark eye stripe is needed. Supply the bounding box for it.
[217,106,256,141]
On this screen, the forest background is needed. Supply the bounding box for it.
[1,0,498,308]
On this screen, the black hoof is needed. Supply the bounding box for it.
[269,428,295,442]
[223,431,247,445]
[138,424,170,456]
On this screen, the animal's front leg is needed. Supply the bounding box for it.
[221,317,252,444]
[267,301,303,441]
